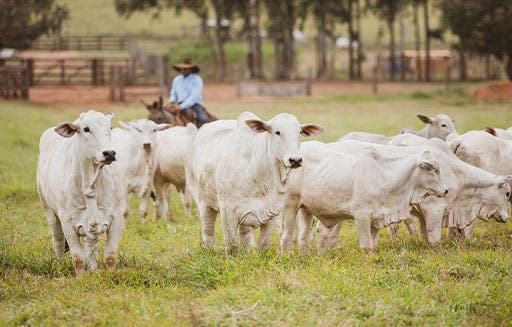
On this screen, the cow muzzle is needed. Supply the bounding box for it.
[287,157,303,168]
[492,208,509,223]
[143,142,151,150]
[102,150,116,164]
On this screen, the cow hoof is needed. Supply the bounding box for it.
[106,255,117,270]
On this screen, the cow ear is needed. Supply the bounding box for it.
[55,122,79,138]
[484,126,497,136]
[156,123,173,131]
[419,161,436,171]
[245,119,271,133]
[417,114,433,125]
[105,112,114,121]
[119,121,133,131]
[301,124,325,138]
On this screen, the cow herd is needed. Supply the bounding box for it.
[36,110,512,276]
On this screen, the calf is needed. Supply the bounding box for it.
[111,119,171,222]
[37,110,124,276]
[401,114,457,140]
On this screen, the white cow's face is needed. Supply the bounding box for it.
[246,113,324,168]
[55,110,116,165]
[119,119,171,152]
[413,152,448,200]
[418,114,456,140]
[476,177,511,222]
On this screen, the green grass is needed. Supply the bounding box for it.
[1,89,512,325]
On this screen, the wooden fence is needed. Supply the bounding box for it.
[32,36,131,51]
[0,63,30,99]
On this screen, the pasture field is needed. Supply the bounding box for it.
[1,86,512,326]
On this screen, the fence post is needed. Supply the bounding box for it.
[372,66,378,95]
[60,59,65,85]
[97,36,102,51]
[92,59,98,86]
[400,53,405,81]
[21,67,29,99]
[26,59,34,86]
[159,56,166,98]
[306,66,312,96]
[118,66,125,102]
[109,66,116,102]
[445,65,451,93]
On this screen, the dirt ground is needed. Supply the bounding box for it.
[27,81,457,108]
[468,81,512,101]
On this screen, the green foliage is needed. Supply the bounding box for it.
[2,90,512,325]
[0,0,69,49]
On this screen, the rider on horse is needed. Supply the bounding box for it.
[169,58,211,128]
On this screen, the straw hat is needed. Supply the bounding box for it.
[172,58,200,73]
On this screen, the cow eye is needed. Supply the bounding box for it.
[84,127,91,133]
[153,129,156,132]
[275,131,281,135]
[507,192,510,198]
[441,124,447,128]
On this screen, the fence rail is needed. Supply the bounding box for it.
[32,36,131,51]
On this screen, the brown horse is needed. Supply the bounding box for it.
[142,96,217,128]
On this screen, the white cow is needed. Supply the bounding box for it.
[37,110,125,276]
[280,140,448,254]
[450,130,512,237]
[193,111,324,254]
[401,114,457,140]
[111,119,171,222]
[484,126,512,140]
[339,114,457,145]
[152,123,197,221]
[319,139,511,246]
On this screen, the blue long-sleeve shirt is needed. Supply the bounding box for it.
[169,73,203,109]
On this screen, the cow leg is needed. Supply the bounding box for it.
[316,220,342,253]
[418,215,429,243]
[354,217,373,253]
[219,205,239,255]
[258,221,274,250]
[104,215,125,270]
[154,177,171,221]
[61,222,85,277]
[179,187,194,217]
[370,225,380,249]
[280,194,301,253]
[297,209,314,253]
[463,223,476,239]
[138,190,150,223]
[404,217,418,236]
[238,225,255,253]
[42,205,66,261]
[85,235,99,271]
[388,223,399,240]
[199,203,217,249]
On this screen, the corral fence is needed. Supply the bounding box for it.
[0,61,29,99]
[110,56,171,102]
[32,35,132,51]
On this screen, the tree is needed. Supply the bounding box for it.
[263,0,301,80]
[0,0,68,50]
[367,0,401,81]
[115,0,237,81]
[441,0,512,80]
[237,0,264,79]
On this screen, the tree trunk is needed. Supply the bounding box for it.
[423,0,431,81]
[348,0,355,80]
[506,54,512,81]
[281,2,296,79]
[249,0,263,79]
[211,0,226,81]
[388,19,396,81]
[356,0,362,79]
[458,48,467,81]
[413,1,422,81]
[329,16,336,79]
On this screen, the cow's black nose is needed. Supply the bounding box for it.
[289,157,302,168]
[444,189,449,195]
[143,143,151,149]
[103,150,116,161]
